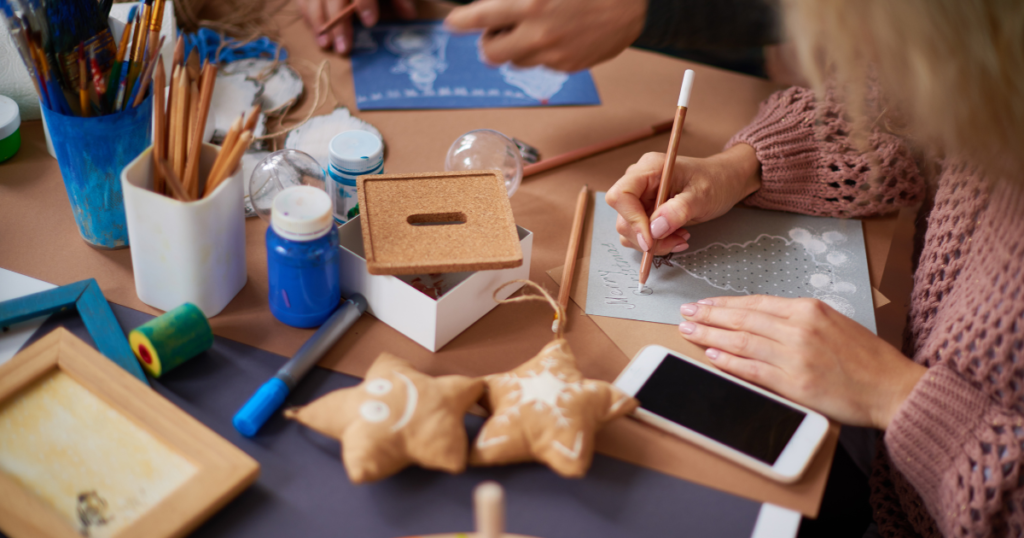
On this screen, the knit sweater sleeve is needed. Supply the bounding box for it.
[885,364,1024,536]
[724,86,924,218]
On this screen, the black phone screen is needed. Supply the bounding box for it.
[634,354,806,464]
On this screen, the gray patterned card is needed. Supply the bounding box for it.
[585,194,877,333]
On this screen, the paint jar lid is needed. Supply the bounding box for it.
[328,130,383,174]
[0,95,20,140]
[271,186,333,241]
[0,95,20,163]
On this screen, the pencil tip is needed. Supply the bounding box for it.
[637,283,644,293]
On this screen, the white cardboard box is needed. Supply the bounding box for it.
[337,215,533,351]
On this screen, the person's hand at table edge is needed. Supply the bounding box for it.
[679,295,928,430]
[443,0,647,71]
[295,0,417,55]
[606,143,762,257]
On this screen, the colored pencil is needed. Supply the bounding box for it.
[317,2,358,36]
[152,58,167,195]
[185,62,216,198]
[172,65,189,181]
[243,103,262,132]
[554,185,589,333]
[153,155,192,202]
[523,119,675,178]
[638,70,694,292]
[205,130,250,197]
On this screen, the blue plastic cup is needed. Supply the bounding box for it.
[41,97,152,249]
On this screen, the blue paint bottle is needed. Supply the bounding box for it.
[327,130,384,225]
[267,186,341,328]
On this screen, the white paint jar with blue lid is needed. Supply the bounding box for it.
[327,130,383,224]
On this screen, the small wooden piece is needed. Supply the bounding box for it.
[357,171,523,275]
[0,329,259,538]
[475,482,504,538]
[0,279,147,384]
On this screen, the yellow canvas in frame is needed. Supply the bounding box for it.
[0,328,259,538]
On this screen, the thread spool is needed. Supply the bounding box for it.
[129,303,213,377]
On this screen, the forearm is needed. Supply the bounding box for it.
[635,0,781,51]
[885,365,1024,536]
[727,86,924,218]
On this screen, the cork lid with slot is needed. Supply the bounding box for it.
[356,170,523,275]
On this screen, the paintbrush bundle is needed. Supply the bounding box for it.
[0,0,167,117]
[151,36,256,202]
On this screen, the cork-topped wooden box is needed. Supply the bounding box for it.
[356,171,523,275]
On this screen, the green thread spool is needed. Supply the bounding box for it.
[129,303,213,377]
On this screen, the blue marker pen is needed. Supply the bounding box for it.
[233,293,368,437]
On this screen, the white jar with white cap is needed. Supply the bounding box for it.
[326,130,384,224]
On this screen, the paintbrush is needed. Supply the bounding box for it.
[125,0,150,104]
[77,45,89,116]
[637,70,694,292]
[317,2,357,36]
[147,0,165,60]
[130,35,164,107]
[106,5,134,109]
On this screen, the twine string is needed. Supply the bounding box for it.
[493,280,566,339]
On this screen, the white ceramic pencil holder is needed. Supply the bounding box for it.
[121,144,247,317]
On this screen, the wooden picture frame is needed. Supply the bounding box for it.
[0,328,259,538]
[0,278,147,384]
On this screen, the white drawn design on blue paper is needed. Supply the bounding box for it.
[351,21,600,110]
[498,64,570,104]
[385,26,449,94]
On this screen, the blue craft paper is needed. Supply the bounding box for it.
[351,21,601,110]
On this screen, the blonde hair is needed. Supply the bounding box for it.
[782,0,1024,179]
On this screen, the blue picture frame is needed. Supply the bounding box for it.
[0,278,148,385]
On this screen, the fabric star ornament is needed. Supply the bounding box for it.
[469,337,638,478]
[284,352,485,484]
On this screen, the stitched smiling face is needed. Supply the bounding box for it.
[357,374,419,435]
[284,353,485,484]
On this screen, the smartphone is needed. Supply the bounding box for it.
[613,345,830,483]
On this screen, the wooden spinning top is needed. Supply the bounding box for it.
[396,482,540,538]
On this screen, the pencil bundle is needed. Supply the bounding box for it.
[0,0,168,117]
[150,37,257,202]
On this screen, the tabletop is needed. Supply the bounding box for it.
[0,0,903,523]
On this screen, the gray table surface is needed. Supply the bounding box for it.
[13,303,767,538]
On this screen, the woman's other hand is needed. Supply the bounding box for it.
[444,0,647,72]
[679,295,927,429]
[296,0,417,54]
[605,143,761,256]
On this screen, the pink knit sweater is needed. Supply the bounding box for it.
[726,86,1024,537]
